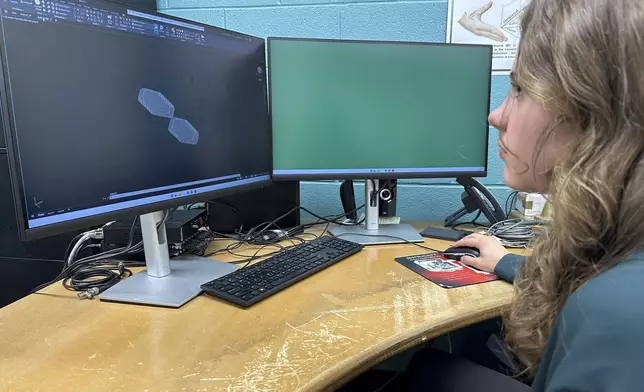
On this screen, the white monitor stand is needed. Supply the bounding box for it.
[330,179,424,245]
[100,210,237,308]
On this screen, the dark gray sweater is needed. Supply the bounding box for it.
[495,253,644,391]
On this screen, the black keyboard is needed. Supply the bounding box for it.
[200,236,364,307]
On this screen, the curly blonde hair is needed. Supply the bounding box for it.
[506,0,644,372]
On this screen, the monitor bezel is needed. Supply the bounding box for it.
[266,36,492,182]
[0,0,273,241]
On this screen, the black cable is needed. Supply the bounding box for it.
[206,236,286,258]
[299,206,366,227]
[451,211,482,229]
[63,233,85,262]
[297,232,319,239]
[206,199,242,217]
[505,190,519,216]
[32,255,145,296]
[319,220,331,238]
[369,179,378,207]
[470,211,483,226]
[31,210,170,295]
[76,242,101,257]
[473,220,490,228]
[369,180,391,207]
[202,203,367,258]
[204,199,246,236]
[62,264,132,293]
[449,209,491,229]
[230,227,336,269]
[250,204,318,239]
[238,244,283,269]
[242,218,300,247]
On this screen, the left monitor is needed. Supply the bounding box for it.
[0,0,272,307]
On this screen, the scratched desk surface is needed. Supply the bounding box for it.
[0,223,525,392]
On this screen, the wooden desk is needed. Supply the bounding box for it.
[0,223,526,392]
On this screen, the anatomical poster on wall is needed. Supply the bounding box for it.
[446,0,530,74]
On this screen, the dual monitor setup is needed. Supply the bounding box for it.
[0,0,493,307]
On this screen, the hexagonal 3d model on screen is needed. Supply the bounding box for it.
[138,88,175,118]
[168,117,199,145]
[138,88,199,145]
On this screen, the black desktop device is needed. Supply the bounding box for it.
[419,226,472,241]
[207,181,300,233]
[103,209,208,257]
[268,38,493,245]
[0,0,272,307]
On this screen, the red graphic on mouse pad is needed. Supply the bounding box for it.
[395,252,499,288]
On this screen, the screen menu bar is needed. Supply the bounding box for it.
[0,0,255,51]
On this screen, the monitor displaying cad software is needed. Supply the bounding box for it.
[0,0,272,240]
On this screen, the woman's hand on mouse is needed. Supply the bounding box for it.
[452,233,508,273]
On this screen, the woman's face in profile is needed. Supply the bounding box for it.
[488,66,576,193]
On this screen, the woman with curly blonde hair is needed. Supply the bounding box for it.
[402,0,644,390]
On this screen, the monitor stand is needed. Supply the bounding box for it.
[330,179,424,245]
[100,211,237,308]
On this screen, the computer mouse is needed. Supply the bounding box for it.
[442,246,480,261]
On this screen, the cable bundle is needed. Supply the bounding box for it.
[31,210,173,298]
[487,218,546,248]
[202,204,368,268]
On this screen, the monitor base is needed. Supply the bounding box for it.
[100,255,238,308]
[330,223,423,245]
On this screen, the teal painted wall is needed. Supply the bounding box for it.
[157,0,512,222]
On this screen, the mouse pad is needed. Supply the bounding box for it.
[395,252,499,288]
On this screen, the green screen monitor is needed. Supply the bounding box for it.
[268,37,492,181]
[267,38,492,244]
